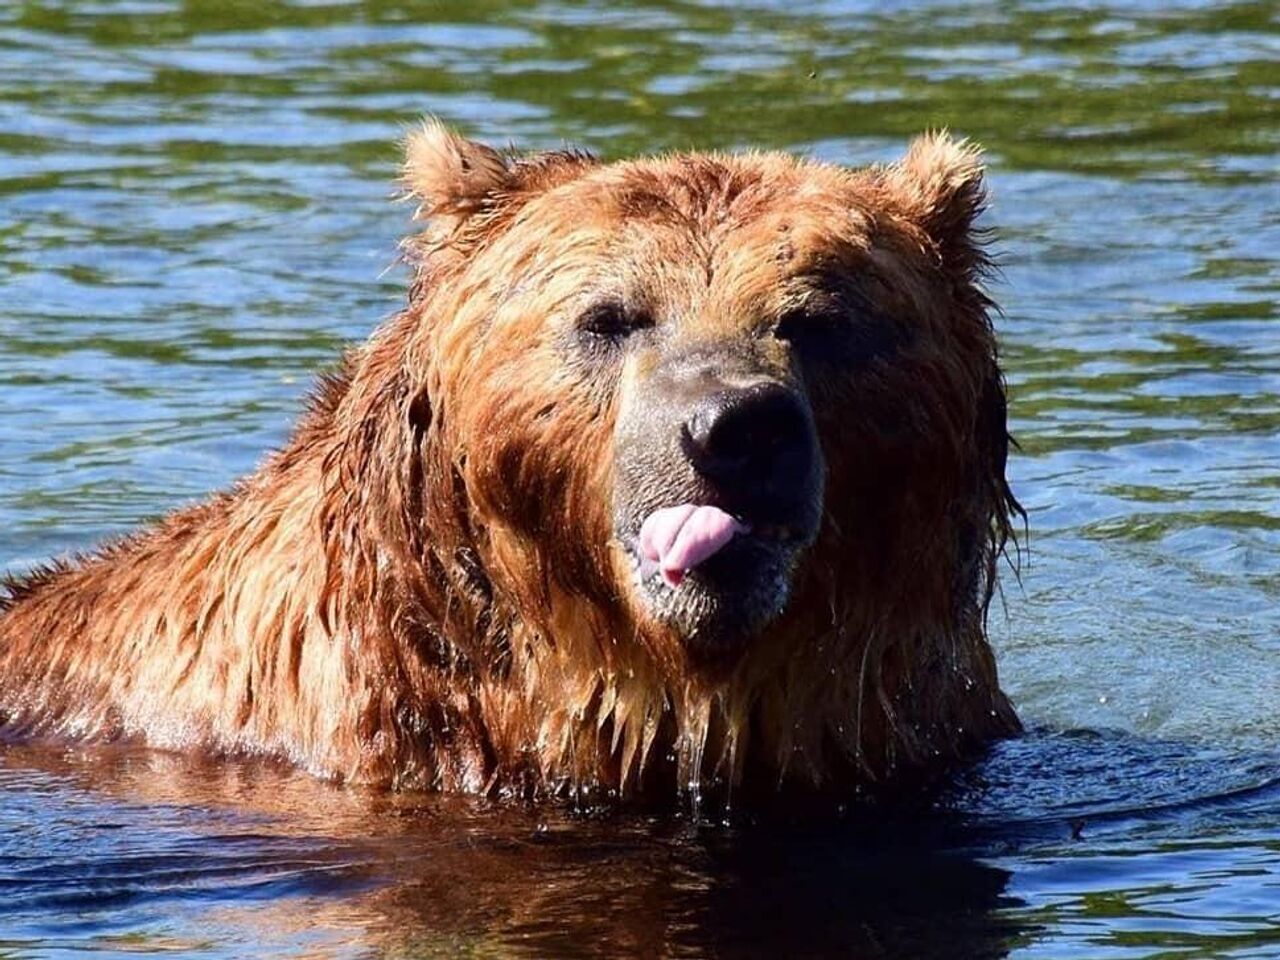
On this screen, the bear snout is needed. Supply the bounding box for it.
[680,380,816,509]
[612,355,828,654]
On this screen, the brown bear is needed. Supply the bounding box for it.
[0,121,1021,805]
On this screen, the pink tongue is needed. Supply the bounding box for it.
[639,504,749,588]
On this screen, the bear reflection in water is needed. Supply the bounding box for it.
[0,743,1024,958]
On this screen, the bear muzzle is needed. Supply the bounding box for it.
[613,355,825,659]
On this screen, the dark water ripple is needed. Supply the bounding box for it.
[0,0,1277,957]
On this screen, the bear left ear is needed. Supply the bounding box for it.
[884,132,989,278]
[402,119,513,224]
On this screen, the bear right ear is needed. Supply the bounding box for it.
[881,132,990,281]
[402,119,513,226]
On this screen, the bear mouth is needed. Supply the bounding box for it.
[619,502,812,658]
[638,504,752,588]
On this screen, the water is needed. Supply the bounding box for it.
[0,0,1277,956]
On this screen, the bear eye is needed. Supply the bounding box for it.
[776,303,901,369]
[775,306,847,353]
[576,302,653,348]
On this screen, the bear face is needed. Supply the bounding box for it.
[401,123,1013,691]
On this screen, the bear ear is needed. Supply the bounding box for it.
[402,119,513,223]
[883,132,989,278]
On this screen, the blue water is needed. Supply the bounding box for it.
[1,0,1278,956]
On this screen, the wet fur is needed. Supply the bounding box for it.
[0,122,1020,802]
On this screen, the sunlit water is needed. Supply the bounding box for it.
[1,1,1277,957]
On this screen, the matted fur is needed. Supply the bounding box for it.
[0,123,1020,803]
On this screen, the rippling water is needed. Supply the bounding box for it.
[1,1,1277,957]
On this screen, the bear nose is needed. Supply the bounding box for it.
[682,383,815,494]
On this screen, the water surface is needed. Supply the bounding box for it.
[1,0,1278,957]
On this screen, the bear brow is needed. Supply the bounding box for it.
[614,162,769,228]
[788,273,913,349]
[788,266,877,311]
